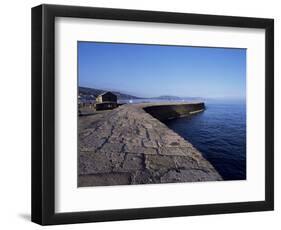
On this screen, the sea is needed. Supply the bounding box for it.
[119,98,246,181]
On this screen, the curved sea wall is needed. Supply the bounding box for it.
[78,102,221,187]
[143,102,205,121]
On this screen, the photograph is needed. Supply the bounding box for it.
[77,41,246,187]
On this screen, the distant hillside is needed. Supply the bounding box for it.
[152,95,182,100]
[181,97,204,101]
[151,95,204,101]
[79,87,141,100]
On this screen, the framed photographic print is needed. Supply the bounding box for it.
[31,4,274,225]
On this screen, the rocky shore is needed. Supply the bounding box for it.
[78,103,222,187]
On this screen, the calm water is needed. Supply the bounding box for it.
[164,99,246,181]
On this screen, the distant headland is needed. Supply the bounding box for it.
[78,86,204,104]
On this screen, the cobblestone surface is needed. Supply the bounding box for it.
[78,103,222,187]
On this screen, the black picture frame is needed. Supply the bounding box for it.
[31,4,274,225]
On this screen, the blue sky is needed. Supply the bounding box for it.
[78,42,246,99]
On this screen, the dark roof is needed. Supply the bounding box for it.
[97,91,116,97]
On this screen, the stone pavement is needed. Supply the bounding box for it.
[78,103,222,186]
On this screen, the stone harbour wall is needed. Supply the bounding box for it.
[78,102,222,187]
[143,102,205,121]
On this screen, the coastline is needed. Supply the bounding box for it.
[78,102,222,187]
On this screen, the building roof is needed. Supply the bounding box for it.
[97,91,116,97]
